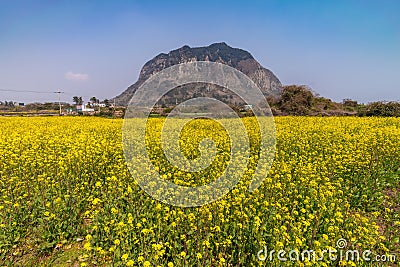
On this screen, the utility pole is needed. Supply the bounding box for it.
[113,98,116,118]
[54,91,64,115]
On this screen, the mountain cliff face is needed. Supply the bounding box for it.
[113,42,282,106]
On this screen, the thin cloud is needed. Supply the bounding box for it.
[65,71,89,81]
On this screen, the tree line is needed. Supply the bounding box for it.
[267,85,400,117]
[72,96,111,107]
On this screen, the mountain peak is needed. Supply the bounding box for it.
[178,42,229,51]
[113,43,282,106]
[208,42,232,48]
[209,42,229,48]
[179,45,191,50]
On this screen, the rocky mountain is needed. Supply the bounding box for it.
[113,42,282,106]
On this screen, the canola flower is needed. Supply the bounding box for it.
[0,116,399,266]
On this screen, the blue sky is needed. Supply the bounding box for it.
[0,0,399,103]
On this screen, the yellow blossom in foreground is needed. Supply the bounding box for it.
[0,116,398,266]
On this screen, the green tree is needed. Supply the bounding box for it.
[73,96,83,105]
[279,85,314,115]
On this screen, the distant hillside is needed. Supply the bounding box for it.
[113,42,282,106]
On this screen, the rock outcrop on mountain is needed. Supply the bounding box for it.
[113,42,282,106]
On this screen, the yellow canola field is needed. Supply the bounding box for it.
[0,117,399,266]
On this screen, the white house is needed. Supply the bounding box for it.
[76,104,95,112]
